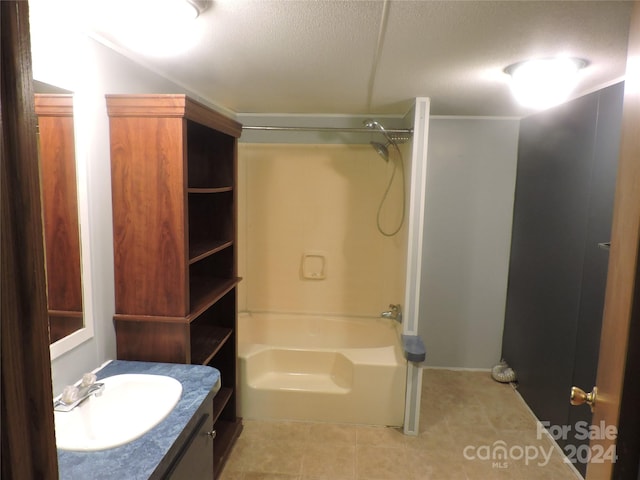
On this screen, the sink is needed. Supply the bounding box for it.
[54,374,182,451]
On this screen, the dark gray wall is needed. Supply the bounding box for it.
[502,82,624,477]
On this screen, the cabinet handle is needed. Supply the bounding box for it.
[206,429,217,439]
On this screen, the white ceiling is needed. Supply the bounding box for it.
[81,1,633,117]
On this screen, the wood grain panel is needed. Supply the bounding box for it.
[110,116,188,316]
[34,94,73,116]
[587,2,640,478]
[36,97,83,313]
[115,318,191,363]
[105,95,242,138]
[1,2,58,478]
[48,311,84,343]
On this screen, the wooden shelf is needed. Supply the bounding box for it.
[188,187,233,194]
[189,278,240,320]
[212,387,233,423]
[48,310,83,318]
[191,326,233,365]
[189,240,233,264]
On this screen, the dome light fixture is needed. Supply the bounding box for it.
[104,0,211,57]
[504,57,588,110]
[185,0,210,18]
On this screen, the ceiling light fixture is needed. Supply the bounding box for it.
[504,57,588,110]
[185,0,210,18]
[104,0,210,57]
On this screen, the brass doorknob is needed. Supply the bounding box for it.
[570,386,597,412]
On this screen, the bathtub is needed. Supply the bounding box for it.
[237,312,407,426]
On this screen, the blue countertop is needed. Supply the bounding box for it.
[57,360,221,480]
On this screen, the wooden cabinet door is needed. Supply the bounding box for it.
[164,395,215,480]
[586,2,640,478]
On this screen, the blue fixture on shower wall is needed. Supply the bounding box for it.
[402,335,426,363]
[381,304,426,363]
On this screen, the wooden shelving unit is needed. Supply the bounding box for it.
[106,94,242,479]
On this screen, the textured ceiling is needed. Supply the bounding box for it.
[50,0,635,117]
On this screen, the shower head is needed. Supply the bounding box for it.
[364,119,395,146]
[364,119,413,145]
[370,141,390,162]
[364,119,386,131]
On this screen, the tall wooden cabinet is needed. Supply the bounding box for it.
[106,94,242,478]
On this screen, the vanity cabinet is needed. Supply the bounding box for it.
[156,388,215,479]
[34,94,84,343]
[106,94,242,478]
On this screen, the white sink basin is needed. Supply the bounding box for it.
[54,374,182,451]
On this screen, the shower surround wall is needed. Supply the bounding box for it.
[238,143,408,316]
[236,142,410,424]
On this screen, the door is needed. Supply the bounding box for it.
[585,1,640,478]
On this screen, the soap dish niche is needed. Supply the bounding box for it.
[301,252,327,280]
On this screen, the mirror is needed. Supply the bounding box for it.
[29,1,98,363]
[34,84,85,344]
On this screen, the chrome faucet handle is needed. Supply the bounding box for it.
[54,374,105,412]
[60,385,80,405]
[381,304,402,322]
[81,372,97,387]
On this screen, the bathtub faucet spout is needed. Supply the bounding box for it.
[381,304,402,323]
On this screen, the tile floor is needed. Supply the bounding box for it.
[220,369,581,480]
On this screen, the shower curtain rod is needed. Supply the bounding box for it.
[242,125,414,134]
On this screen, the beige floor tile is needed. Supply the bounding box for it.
[463,460,524,479]
[242,439,305,475]
[411,455,467,480]
[418,414,449,437]
[356,425,406,448]
[479,387,532,414]
[301,443,356,479]
[356,445,413,480]
[242,420,312,444]
[518,459,581,480]
[404,429,456,454]
[225,436,252,472]
[422,385,468,408]
[243,474,301,480]
[497,427,560,453]
[410,448,470,479]
[446,424,502,450]
[218,468,245,480]
[486,404,539,431]
[307,423,356,445]
[443,402,494,429]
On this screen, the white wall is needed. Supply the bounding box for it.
[419,118,519,369]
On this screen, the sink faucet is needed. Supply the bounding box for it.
[381,304,402,323]
[54,373,105,412]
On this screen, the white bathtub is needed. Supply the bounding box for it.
[237,312,407,426]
